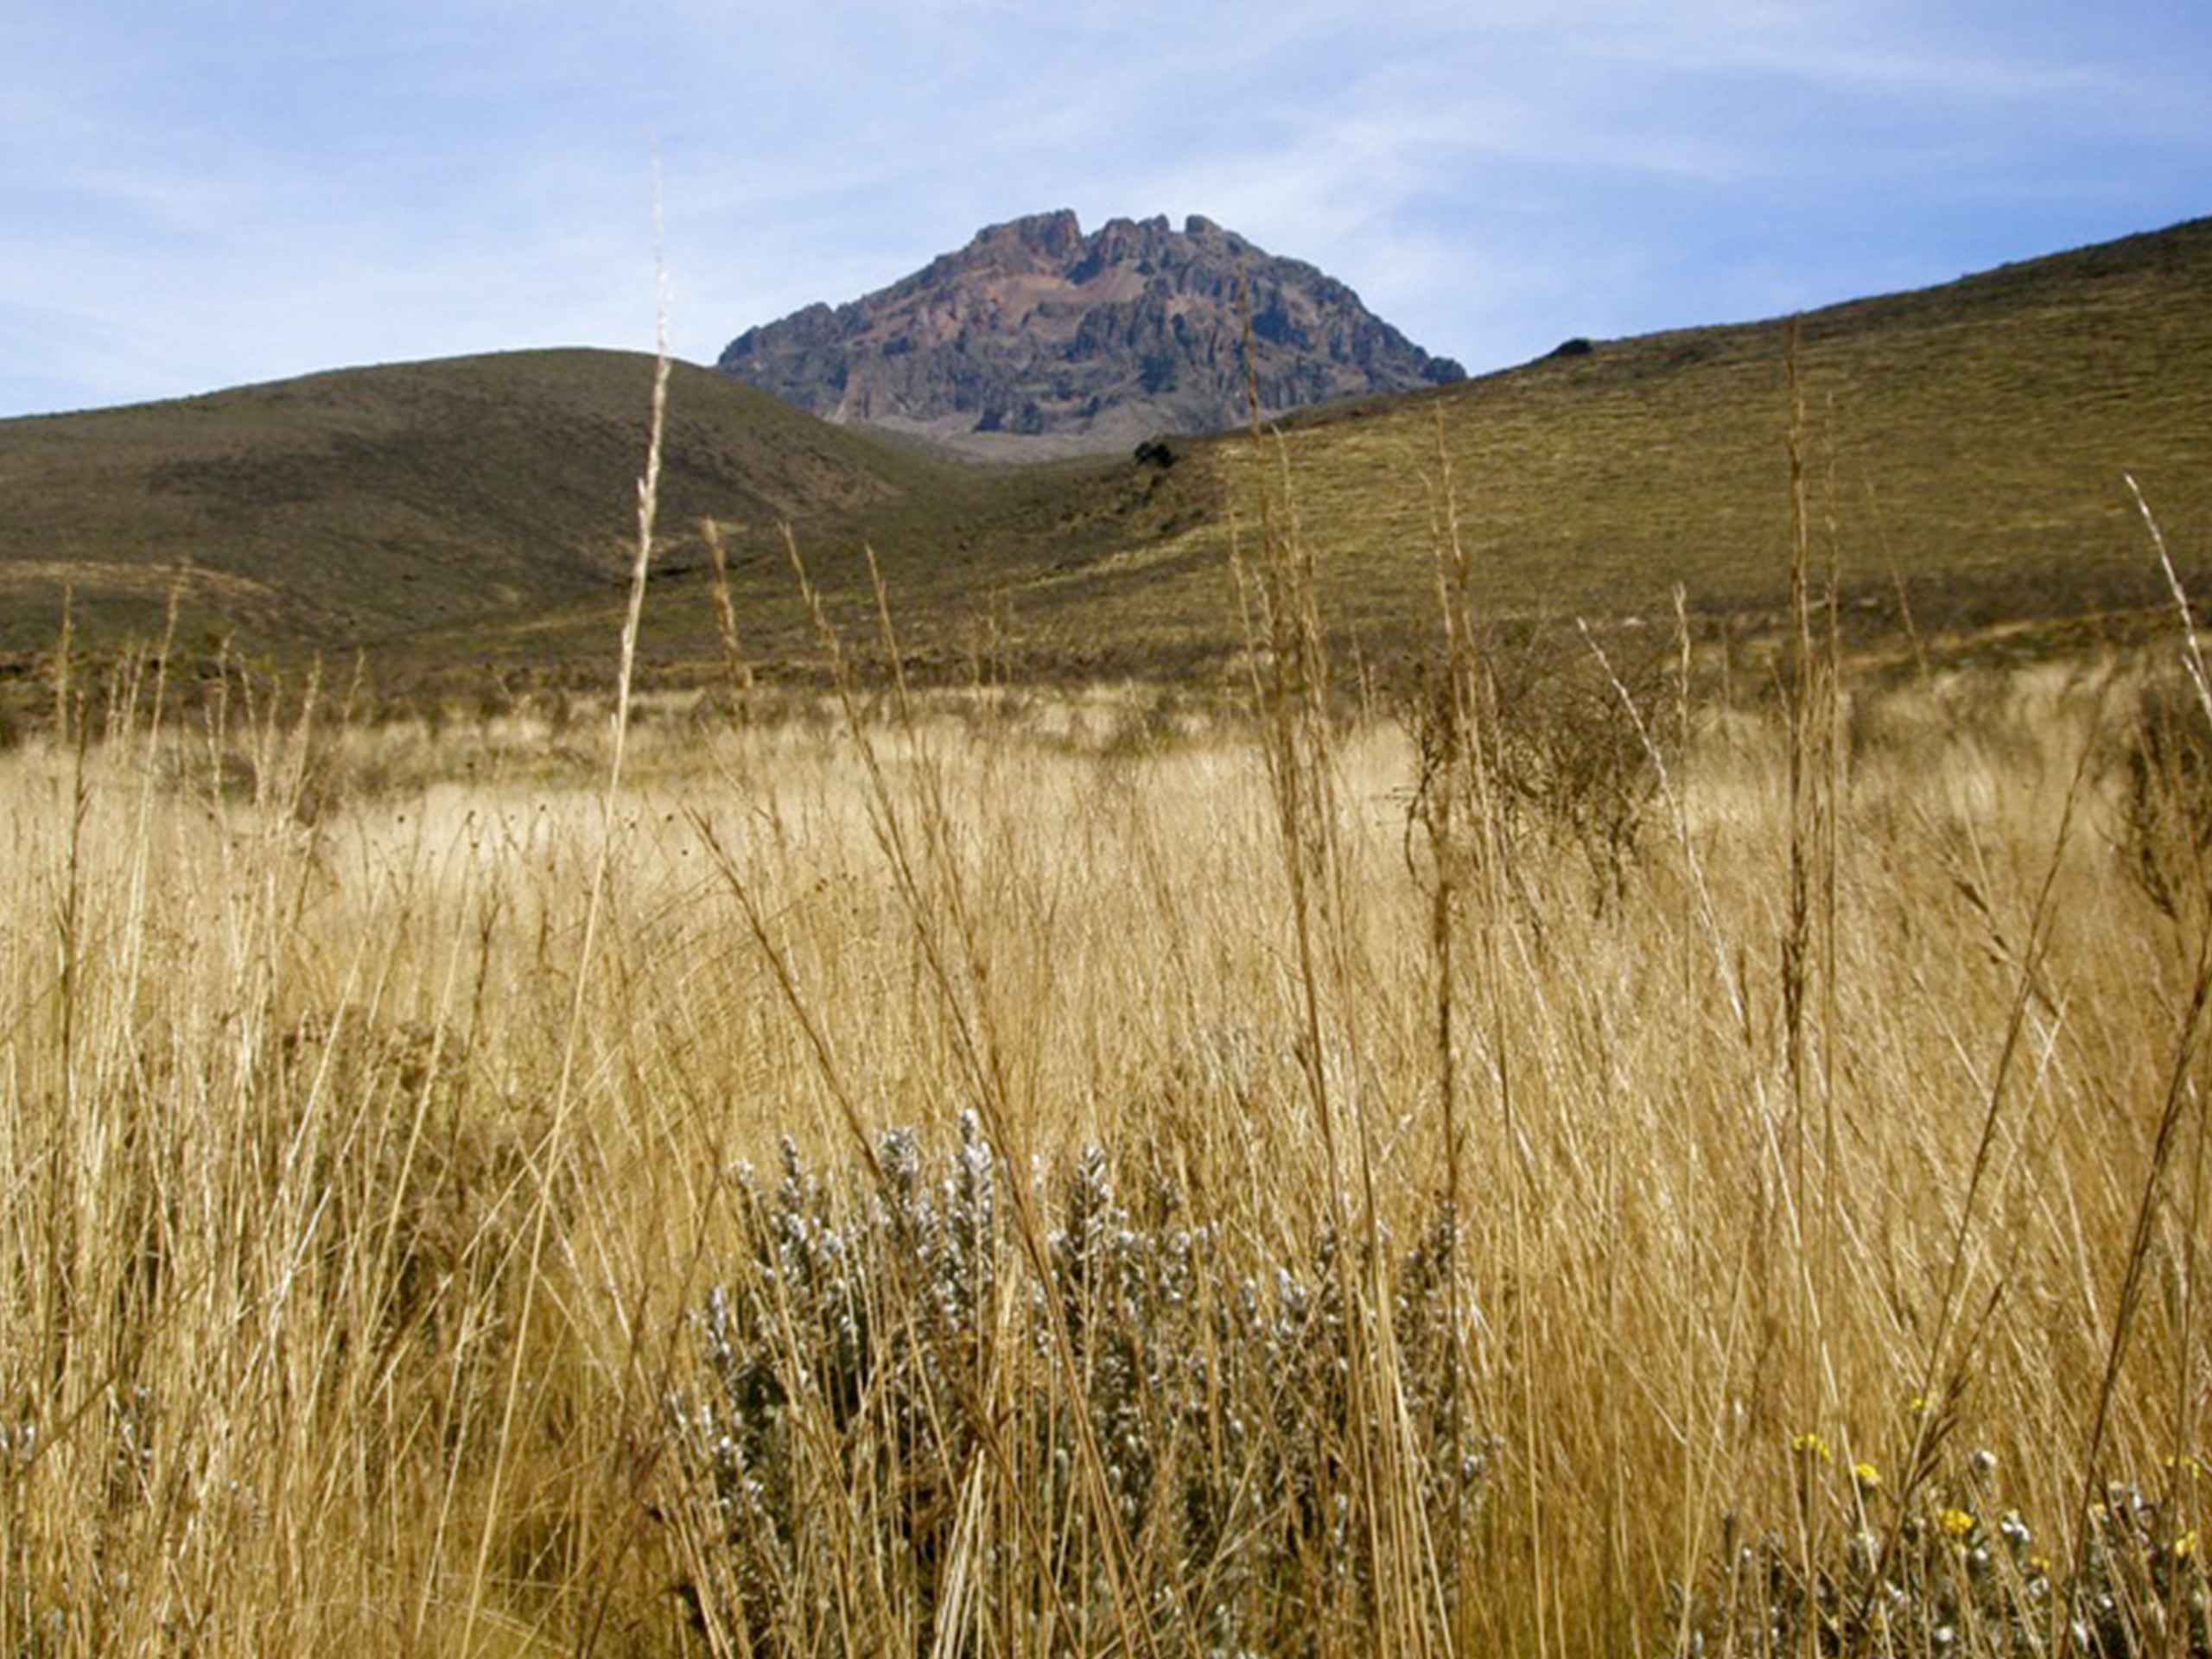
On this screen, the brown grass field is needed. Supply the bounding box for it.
[4,432,2212,1659]
[6,220,2212,1654]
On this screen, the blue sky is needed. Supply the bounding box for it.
[3,0,2208,419]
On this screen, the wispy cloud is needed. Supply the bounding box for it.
[3,0,2208,415]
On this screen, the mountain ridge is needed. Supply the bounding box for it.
[1,215,2207,692]
[717,210,1465,458]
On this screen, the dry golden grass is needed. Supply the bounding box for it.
[2,604,2209,1657]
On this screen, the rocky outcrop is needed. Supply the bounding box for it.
[717,211,1464,457]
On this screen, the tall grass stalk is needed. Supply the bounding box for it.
[2054,486,2212,1659]
[460,226,674,1653]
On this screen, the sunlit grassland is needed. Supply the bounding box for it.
[1173,227,2212,661]
[2,588,2209,1656]
[8,212,2212,1659]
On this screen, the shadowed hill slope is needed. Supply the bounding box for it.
[0,349,970,658]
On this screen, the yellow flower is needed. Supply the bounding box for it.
[1792,1433,1834,1464]
[1853,1461,1883,1489]
[1939,1508,1975,1538]
[2177,1530,2199,1560]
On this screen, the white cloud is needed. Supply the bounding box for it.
[3,0,2209,414]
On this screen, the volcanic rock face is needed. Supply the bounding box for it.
[717,211,1464,457]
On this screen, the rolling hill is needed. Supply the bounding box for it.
[0,350,987,659]
[1004,214,2212,676]
[2,216,2209,700]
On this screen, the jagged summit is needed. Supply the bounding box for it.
[717,211,1465,457]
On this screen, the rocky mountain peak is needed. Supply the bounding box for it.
[716,211,1464,458]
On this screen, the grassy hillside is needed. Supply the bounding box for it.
[995,216,2212,674]
[0,349,986,660]
[3,217,2209,695]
